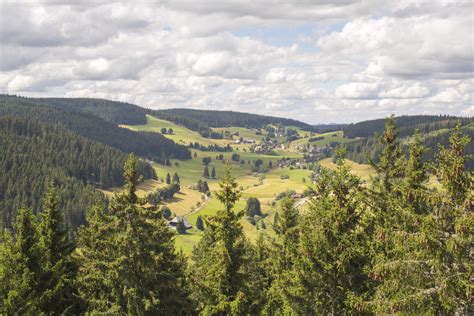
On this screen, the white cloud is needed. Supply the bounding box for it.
[0,0,471,123]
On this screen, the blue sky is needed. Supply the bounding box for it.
[0,0,472,123]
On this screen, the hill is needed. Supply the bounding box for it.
[13,95,147,125]
[343,115,472,138]
[0,116,156,230]
[0,95,191,163]
[152,108,314,133]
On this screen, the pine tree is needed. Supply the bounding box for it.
[176,219,187,234]
[172,172,180,184]
[264,197,300,313]
[196,215,204,230]
[36,184,78,313]
[211,167,216,178]
[370,123,473,314]
[288,150,371,314]
[166,172,171,184]
[190,166,253,314]
[203,165,210,178]
[77,154,193,314]
[0,208,40,314]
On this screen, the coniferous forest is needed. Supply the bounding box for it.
[1,117,471,315]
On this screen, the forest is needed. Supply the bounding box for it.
[153,108,314,131]
[0,116,156,230]
[0,95,191,162]
[0,118,471,315]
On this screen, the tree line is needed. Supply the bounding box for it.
[0,116,156,230]
[0,95,191,163]
[0,118,472,314]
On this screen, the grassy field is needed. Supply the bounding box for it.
[116,114,353,255]
[318,157,375,182]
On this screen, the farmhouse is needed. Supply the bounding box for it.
[169,216,192,230]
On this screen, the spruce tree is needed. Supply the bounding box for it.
[166,172,171,184]
[196,215,204,230]
[77,154,193,314]
[0,208,40,314]
[211,167,216,178]
[172,172,180,184]
[203,165,210,178]
[190,166,253,314]
[289,150,371,314]
[264,197,300,314]
[37,184,78,313]
[370,123,473,314]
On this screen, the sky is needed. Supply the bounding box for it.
[0,0,473,124]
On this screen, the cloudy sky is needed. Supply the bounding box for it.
[0,0,473,123]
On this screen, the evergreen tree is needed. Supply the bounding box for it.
[36,184,78,313]
[176,219,187,234]
[0,208,40,314]
[211,167,216,179]
[370,123,473,314]
[203,165,210,178]
[77,154,193,314]
[166,172,171,184]
[190,166,253,314]
[246,197,262,217]
[172,172,180,184]
[288,150,371,314]
[264,197,300,314]
[196,215,204,231]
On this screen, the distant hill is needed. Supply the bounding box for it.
[152,108,314,132]
[20,96,147,125]
[0,116,156,230]
[343,115,473,138]
[0,95,191,163]
[341,117,474,170]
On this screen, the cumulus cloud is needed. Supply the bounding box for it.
[0,0,471,123]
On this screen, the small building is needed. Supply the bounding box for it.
[169,216,192,230]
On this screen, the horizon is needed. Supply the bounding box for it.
[5,93,472,125]
[0,1,472,123]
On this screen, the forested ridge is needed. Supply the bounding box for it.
[10,95,147,125]
[0,95,191,162]
[0,116,156,230]
[153,108,314,131]
[1,118,471,314]
[343,114,473,138]
[342,121,474,169]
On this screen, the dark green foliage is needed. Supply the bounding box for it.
[288,152,370,314]
[196,216,204,230]
[231,153,240,161]
[246,197,262,217]
[27,96,147,125]
[202,157,211,165]
[342,117,474,170]
[166,173,171,184]
[172,172,180,184]
[203,165,210,178]
[150,183,180,202]
[196,179,210,194]
[0,95,191,163]
[76,154,193,314]
[190,167,255,314]
[0,187,79,314]
[211,167,216,178]
[343,114,472,138]
[153,108,314,131]
[176,219,187,234]
[161,206,172,219]
[0,116,157,229]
